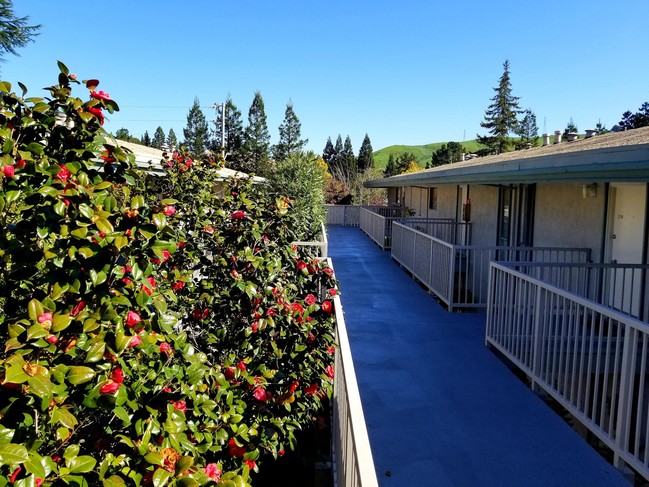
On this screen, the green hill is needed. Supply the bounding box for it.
[373,140,485,170]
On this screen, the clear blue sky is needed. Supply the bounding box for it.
[4,1,649,154]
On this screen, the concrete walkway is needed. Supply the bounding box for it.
[327,226,629,487]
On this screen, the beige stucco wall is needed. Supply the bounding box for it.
[402,186,458,218]
[534,183,606,261]
[466,185,499,246]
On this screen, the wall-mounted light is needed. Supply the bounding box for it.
[582,183,597,198]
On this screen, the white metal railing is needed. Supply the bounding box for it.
[486,262,649,482]
[326,205,361,227]
[293,222,329,258]
[391,221,591,311]
[400,218,468,245]
[330,259,379,487]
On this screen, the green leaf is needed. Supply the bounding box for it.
[114,236,128,250]
[144,452,164,467]
[26,323,47,341]
[103,475,127,487]
[152,468,171,487]
[58,61,69,75]
[27,299,44,322]
[85,341,105,363]
[0,444,29,466]
[130,195,145,209]
[175,456,193,476]
[90,270,107,287]
[68,455,97,473]
[23,451,46,479]
[52,408,78,429]
[0,427,15,445]
[0,81,11,93]
[52,314,73,332]
[67,366,96,385]
[96,218,114,234]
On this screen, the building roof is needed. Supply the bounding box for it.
[365,126,649,188]
[110,139,265,182]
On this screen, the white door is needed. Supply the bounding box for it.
[607,183,647,316]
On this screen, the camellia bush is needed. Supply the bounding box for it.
[0,64,336,486]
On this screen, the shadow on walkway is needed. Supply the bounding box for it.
[328,226,628,487]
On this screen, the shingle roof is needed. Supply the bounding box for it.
[366,126,649,187]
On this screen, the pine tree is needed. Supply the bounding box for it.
[342,136,356,176]
[115,128,131,141]
[243,91,271,174]
[166,128,178,149]
[516,109,539,148]
[563,117,578,139]
[152,126,166,149]
[141,131,151,147]
[357,134,374,172]
[477,60,521,155]
[384,154,397,177]
[0,0,40,64]
[430,142,465,167]
[272,100,308,162]
[322,137,336,169]
[183,97,209,155]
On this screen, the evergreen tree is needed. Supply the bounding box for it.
[357,134,374,172]
[322,137,336,169]
[595,120,607,135]
[618,102,649,130]
[516,109,539,148]
[342,136,356,176]
[477,60,521,155]
[333,135,344,174]
[395,152,417,174]
[166,128,178,149]
[183,97,209,155]
[141,131,151,147]
[272,100,308,162]
[0,0,40,65]
[115,127,131,141]
[384,154,397,177]
[152,126,166,149]
[563,117,578,138]
[430,142,465,167]
[243,91,271,174]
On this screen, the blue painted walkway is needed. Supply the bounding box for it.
[327,226,629,487]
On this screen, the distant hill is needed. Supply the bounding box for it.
[373,139,485,170]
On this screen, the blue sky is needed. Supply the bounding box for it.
[4,1,649,154]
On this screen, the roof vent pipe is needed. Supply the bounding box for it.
[542,133,550,146]
[567,132,579,142]
[554,130,562,144]
[585,129,597,139]
[461,153,466,161]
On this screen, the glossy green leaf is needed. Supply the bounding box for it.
[66,366,96,385]
[27,299,44,322]
[153,468,171,487]
[68,455,97,473]
[0,443,29,466]
[103,475,127,487]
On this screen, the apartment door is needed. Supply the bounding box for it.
[607,183,647,316]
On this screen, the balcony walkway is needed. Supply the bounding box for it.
[327,226,629,487]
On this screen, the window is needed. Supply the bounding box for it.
[428,187,438,210]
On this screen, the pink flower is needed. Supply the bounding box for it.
[100,380,121,394]
[128,335,142,347]
[327,345,335,355]
[162,205,176,216]
[329,288,338,296]
[237,360,247,371]
[38,311,53,324]
[204,463,222,482]
[253,387,267,401]
[171,400,187,412]
[322,301,333,313]
[111,367,125,383]
[231,269,241,279]
[231,210,246,220]
[325,365,335,379]
[35,478,43,487]
[3,165,14,178]
[125,310,142,328]
[304,294,316,306]
[90,90,111,101]
[46,334,58,344]
[160,342,173,356]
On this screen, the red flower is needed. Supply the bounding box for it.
[231,269,241,279]
[329,288,338,296]
[57,165,71,182]
[46,334,58,344]
[90,90,111,101]
[323,267,334,276]
[99,380,121,394]
[304,294,316,306]
[291,302,304,314]
[231,210,246,220]
[279,449,285,457]
[111,367,125,383]
[3,165,15,178]
[305,383,318,395]
[326,365,335,379]
[128,335,142,347]
[171,400,187,412]
[204,225,214,234]
[228,438,246,458]
[9,466,22,483]
[204,463,222,482]
[253,387,267,401]
[125,310,142,328]
[244,459,256,471]
[224,366,236,381]
[35,478,43,487]
[162,205,176,216]
[237,360,247,371]
[251,321,259,333]
[289,380,299,393]
[87,106,104,125]
[172,281,185,291]
[297,261,307,271]
[15,159,26,168]
[327,345,335,355]
[160,342,173,356]
[322,300,333,313]
[142,276,156,295]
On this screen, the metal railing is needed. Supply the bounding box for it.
[391,221,591,312]
[486,262,649,482]
[399,218,468,245]
[330,259,379,487]
[326,205,361,226]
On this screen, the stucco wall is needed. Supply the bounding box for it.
[534,183,606,261]
[467,185,499,246]
[402,186,458,218]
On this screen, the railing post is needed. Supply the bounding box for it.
[531,281,544,392]
[614,326,636,472]
[448,244,456,312]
